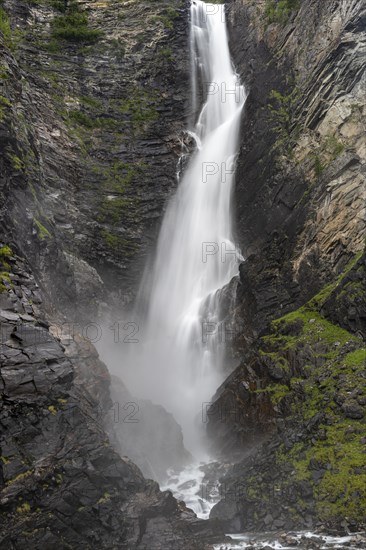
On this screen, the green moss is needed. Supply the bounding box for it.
[80,95,102,109]
[16,502,31,514]
[7,470,32,485]
[62,89,159,145]
[101,230,120,250]
[96,161,145,226]
[55,473,63,484]
[98,197,130,225]
[267,383,290,404]
[343,348,366,368]
[288,422,366,522]
[265,0,300,25]
[9,153,23,171]
[51,11,102,44]
[97,161,140,192]
[0,246,13,293]
[100,230,139,258]
[0,455,10,465]
[0,64,9,80]
[68,109,95,128]
[48,405,57,415]
[34,218,51,240]
[258,253,366,525]
[158,47,174,62]
[0,271,11,292]
[338,281,364,301]
[0,94,11,122]
[263,307,358,365]
[97,491,111,504]
[275,417,366,523]
[114,89,159,136]
[65,108,119,132]
[0,6,12,48]
[307,250,363,309]
[279,310,356,345]
[0,245,12,257]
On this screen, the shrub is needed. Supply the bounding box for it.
[0,245,12,257]
[314,155,324,177]
[0,6,11,47]
[0,94,11,121]
[51,11,102,43]
[268,87,300,153]
[265,0,301,25]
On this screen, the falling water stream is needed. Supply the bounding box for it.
[95,0,246,520]
[121,0,245,459]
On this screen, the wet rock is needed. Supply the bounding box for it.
[107,375,192,483]
[0,0,190,320]
[0,252,225,548]
[341,400,364,420]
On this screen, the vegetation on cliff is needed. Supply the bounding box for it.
[214,252,366,530]
[265,0,301,25]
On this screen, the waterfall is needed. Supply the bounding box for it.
[116,1,246,459]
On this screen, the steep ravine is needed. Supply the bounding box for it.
[0,0,228,547]
[0,0,365,547]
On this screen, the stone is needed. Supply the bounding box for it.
[0,310,19,321]
[341,400,364,420]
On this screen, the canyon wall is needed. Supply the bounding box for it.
[0,0,365,542]
[0,0,190,320]
[208,0,366,532]
[0,1,227,547]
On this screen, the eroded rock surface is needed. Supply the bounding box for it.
[0,0,190,319]
[206,0,366,533]
[0,247,225,548]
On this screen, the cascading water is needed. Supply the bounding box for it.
[96,2,246,518]
[117,0,246,462]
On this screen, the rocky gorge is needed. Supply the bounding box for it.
[0,0,365,548]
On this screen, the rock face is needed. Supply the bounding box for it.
[0,0,190,320]
[226,0,365,340]
[209,253,366,532]
[0,246,225,548]
[205,0,366,534]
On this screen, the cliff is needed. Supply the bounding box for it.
[0,0,190,320]
[0,0,365,543]
[0,0,227,547]
[208,0,366,532]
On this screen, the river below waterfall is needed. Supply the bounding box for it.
[161,462,366,549]
[212,532,366,550]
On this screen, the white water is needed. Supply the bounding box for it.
[213,532,366,549]
[117,0,246,460]
[161,462,221,520]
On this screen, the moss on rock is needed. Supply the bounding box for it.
[247,252,366,528]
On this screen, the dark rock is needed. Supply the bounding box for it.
[0,252,225,548]
[342,400,364,420]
